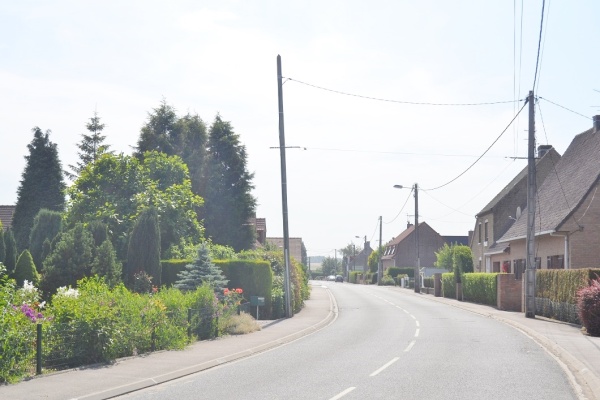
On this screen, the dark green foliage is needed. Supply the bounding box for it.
[4,229,17,274]
[67,111,112,180]
[161,259,193,287]
[462,273,498,306]
[133,271,154,293]
[536,269,600,304]
[453,245,474,283]
[201,115,256,251]
[442,273,455,298]
[136,100,208,196]
[29,209,62,271]
[175,244,227,292]
[216,259,272,311]
[12,127,65,251]
[387,267,414,278]
[41,223,95,294]
[423,277,434,288]
[91,240,122,287]
[87,220,109,247]
[577,279,600,336]
[126,207,161,287]
[14,250,39,286]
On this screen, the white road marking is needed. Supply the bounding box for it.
[369,357,400,377]
[405,340,416,352]
[329,387,356,400]
[415,328,420,337]
[416,320,420,327]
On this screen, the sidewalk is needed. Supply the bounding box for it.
[389,286,600,400]
[1,283,599,400]
[0,284,337,400]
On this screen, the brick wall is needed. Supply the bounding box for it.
[497,274,522,311]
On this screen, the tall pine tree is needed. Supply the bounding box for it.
[12,127,65,251]
[4,228,17,274]
[67,111,111,180]
[201,115,256,251]
[29,209,63,272]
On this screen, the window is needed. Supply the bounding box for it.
[502,261,511,273]
[547,255,564,269]
[484,221,489,244]
[535,257,541,269]
[478,223,482,244]
[493,262,500,273]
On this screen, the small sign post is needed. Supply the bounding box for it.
[250,296,265,319]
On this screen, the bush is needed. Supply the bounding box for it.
[380,275,395,286]
[349,271,361,283]
[462,273,498,306]
[442,273,455,298]
[161,259,192,287]
[577,279,600,336]
[387,267,414,278]
[220,312,260,335]
[537,269,600,304]
[423,277,434,288]
[14,250,39,287]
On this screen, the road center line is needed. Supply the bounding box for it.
[415,328,420,337]
[405,340,416,352]
[416,320,420,327]
[329,387,356,400]
[369,357,400,377]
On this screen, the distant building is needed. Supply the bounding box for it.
[351,241,373,272]
[381,222,446,270]
[248,217,267,246]
[266,237,304,264]
[0,205,15,230]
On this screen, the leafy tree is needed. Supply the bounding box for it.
[12,127,65,251]
[321,257,340,276]
[41,223,95,294]
[14,250,39,286]
[136,100,208,195]
[91,240,122,287]
[87,220,109,247]
[201,115,256,251]
[126,207,161,287]
[29,209,63,272]
[4,229,17,275]
[368,248,380,273]
[66,152,202,260]
[452,245,474,284]
[67,111,111,180]
[0,222,5,265]
[175,243,227,292]
[434,243,454,271]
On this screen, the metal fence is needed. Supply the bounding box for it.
[535,297,580,324]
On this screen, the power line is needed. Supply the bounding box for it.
[283,77,522,106]
[538,97,591,120]
[303,146,507,158]
[424,101,528,191]
[384,187,413,224]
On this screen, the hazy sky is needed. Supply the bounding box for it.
[1,1,599,258]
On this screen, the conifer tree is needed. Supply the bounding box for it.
[14,249,39,286]
[29,209,62,272]
[91,240,122,287]
[174,243,227,292]
[12,127,65,251]
[126,207,161,287]
[0,223,5,265]
[67,111,111,180]
[201,115,256,251]
[4,228,17,275]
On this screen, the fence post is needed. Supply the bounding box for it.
[36,323,42,375]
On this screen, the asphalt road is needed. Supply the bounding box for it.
[119,283,578,400]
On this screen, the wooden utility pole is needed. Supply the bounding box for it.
[277,55,292,318]
[414,183,420,293]
[525,90,536,318]
[378,216,383,284]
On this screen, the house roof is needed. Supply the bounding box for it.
[476,147,561,217]
[0,205,15,230]
[443,236,468,246]
[382,222,436,260]
[498,127,600,242]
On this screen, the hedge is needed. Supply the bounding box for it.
[161,259,192,287]
[387,267,414,278]
[462,273,498,306]
[441,273,455,298]
[215,260,273,317]
[536,269,600,304]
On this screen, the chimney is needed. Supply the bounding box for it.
[594,115,600,132]
[537,144,552,158]
[407,222,413,229]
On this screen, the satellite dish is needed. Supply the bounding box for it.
[516,206,522,219]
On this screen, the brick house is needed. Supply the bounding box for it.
[381,222,447,270]
[495,116,600,271]
[351,241,373,272]
[470,146,561,272]
[266,237,305,264]
[0,205,15,230]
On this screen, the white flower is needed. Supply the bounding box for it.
[22,280,38,294]
[56,286,80,298]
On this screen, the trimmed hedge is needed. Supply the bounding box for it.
[349,271,361,283]
[442,273,455,298]
[423,277,434,288]
[536,269,600,304]
[462,273,498,306]
[215,260,273,317]
[387,267,414,278]
[161,259,192,287]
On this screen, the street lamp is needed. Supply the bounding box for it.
[394,183,420,293]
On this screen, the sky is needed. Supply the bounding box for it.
[1,1,599,259]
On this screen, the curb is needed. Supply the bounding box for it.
[77,287,338,400]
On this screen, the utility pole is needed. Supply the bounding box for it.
[277,55,292,318]
[525,90,536,318]
[414,183,421,293]
[378,216,383,284]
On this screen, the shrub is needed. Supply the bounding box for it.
[577,279,600,336]
[537,269,600,304]
[442,273,455,298]
[220,312,260,335]
[380,275,395,286]
[423,277,434,288]
[14,250,40,287]
[126,207,161,286]
[387,267,414,278]
[175,244,227,293]
[462,273,498,306]
[162,259,192,287]
[349,271,361,283]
